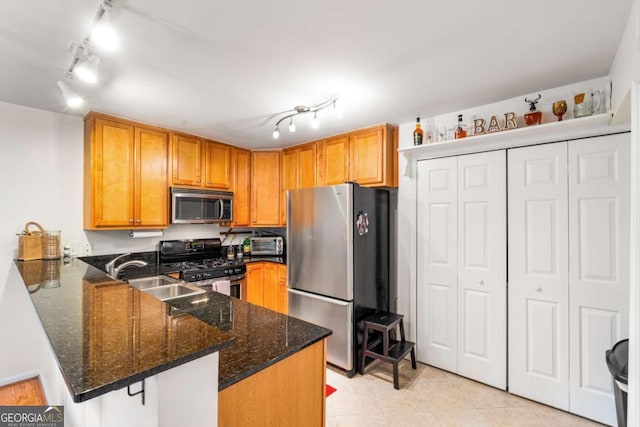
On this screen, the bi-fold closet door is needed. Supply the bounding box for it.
[416,150,507,390]
[508,133,629,426]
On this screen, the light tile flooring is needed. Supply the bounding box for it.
[325,361,606,427]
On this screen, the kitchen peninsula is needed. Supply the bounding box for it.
[14,257,330,427]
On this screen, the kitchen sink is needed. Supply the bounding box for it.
[127,275,205,301]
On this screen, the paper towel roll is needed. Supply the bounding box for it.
[213,280,231,296]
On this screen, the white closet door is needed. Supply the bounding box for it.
[457,151,507,389]
[568,134,630,425]
[416,157,458,372]
[508,142,570,410]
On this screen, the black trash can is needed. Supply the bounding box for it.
[606,339,629,427]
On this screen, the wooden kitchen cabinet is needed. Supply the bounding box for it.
[84,113,169,229]
[251,151,281,226]
[281,142,317,225]
[171,133,203,186]
[317,124,397,188]
[172,135,232,190]
[204,141,232,190]
[231,147,251,226]
[276,264,288,315]
[246,262,265,306]
[318,134,349,186]
[246,262,287,313]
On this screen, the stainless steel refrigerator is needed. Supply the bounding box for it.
[287,183,393,376]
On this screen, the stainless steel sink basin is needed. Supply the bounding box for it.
[142,284,205,301]
[127,276,205,301]
[128,275,181,290]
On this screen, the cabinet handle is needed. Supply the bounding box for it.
[129,219,134,224]
[207,181,211,184]
[136,219,141,223]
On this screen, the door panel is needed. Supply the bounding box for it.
[568,134,630,425]
[136,127,168,227]
[508,142,569,409]
[288,289,353,371]
[416,157,457,372]
[457,151,506,389]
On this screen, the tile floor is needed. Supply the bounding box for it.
[325,361,607,427]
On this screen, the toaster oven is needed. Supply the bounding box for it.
[250,237,284,255]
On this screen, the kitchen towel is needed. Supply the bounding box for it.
[213,280,231,296]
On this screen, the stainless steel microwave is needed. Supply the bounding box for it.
[171,187,233,224]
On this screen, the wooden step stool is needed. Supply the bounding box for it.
[359,312,416,389]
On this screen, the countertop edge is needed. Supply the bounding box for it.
[218,330,331,391]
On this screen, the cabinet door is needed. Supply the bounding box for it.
[246,262,265,306]
[568,134,630,425]
[508,142,569,410]
[91,118,135,227]
[298,143,317,188]
[251,151,281,226]
[456,151,506,389]
[135,127,169,227]
[349,126,388,186]
[281,148,298,226]
[204,141,232,190]
[320,135,349,186]
[263,263,279,311]
[277,264,288,315]
[232,148,251,226]
[416,157,458,372]
[172,134,203,186]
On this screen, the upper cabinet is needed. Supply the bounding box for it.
[251,151,281,226]
[280,142,318,225]
[203,141,232,190]
[232,147,251,226]
[171,135,232,190]
[317,124,397,187]
[84,113,169,230]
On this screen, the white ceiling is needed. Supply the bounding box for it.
[0,0,633,149]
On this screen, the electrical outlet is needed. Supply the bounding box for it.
[82,243,93,256]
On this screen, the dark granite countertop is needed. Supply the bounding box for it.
[15,258,233,402]
[167,290,331,390]
[15,255,328,399]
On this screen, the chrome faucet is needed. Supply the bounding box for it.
[105,253,148,278]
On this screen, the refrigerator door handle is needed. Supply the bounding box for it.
[287,288,351,306]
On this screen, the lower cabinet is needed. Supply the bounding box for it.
[416,150,507,389]
[246,262,288,314]
[508,134,630,425]
[218,339,326,426]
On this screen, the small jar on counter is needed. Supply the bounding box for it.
[236,244,244,259]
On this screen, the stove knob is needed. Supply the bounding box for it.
[194,274,201,280]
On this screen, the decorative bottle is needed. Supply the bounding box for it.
[413,117,424,146]
[454,114,467,139]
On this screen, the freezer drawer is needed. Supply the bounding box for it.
[288,288,353,371]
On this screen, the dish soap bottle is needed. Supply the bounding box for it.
[243,237,251,256]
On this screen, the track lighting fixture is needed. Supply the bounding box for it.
[57,0,119,107]
[57,81,84,108]
[271,95,340,138]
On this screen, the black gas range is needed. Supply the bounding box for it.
[159,238,246,283]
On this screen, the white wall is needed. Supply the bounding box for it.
[610,0,640,123]
[0,101,231,382]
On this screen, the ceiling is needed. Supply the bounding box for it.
[0,0,633,149]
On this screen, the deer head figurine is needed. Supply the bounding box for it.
[524,93,542,111]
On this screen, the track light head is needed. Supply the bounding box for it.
[310,111,320,129]
[57,81,84,108]
[272,126,280,139]
[75,55,100,84]
[288,118,296,133]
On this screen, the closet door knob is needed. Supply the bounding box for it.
[534,285,542,292]
[477,279,485,285]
